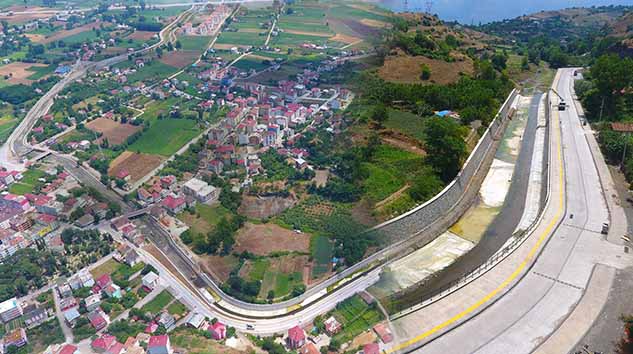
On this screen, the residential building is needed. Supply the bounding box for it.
[0,297,22,323]
[3,328,28,349]
[158,311,175,330]
[57,344,80,354]
[63,308,80,326]
[208,321,226,340]
[59,296,78,311]
[300,343,320,354]
[85,294,102,312]
[162,195,186,214]
[88,310,109,330]
[286,325,305,349]
[185,313,206,329]
[148,334,172,354]
[362,343,380,354]
[373,323,393,344]
[324,316,342,335]
[91,334,117,353]
[23,304,48,328]
[183,178,219,203]
[142,271,159,291]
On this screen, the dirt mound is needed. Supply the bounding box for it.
[378,53,474,85]
[238,194,297,219]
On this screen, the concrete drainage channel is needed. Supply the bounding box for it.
[387,90,553,321]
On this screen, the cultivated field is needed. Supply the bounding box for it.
[126,30,157,41]
[38,22,106,44]
[0,62,49,84]
[234,223,310,256]
[159,50,200,68]
[127,118,201,157]
[86,118,142,145]
[108,151,164,183]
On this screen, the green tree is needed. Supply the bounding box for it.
[370,103,388,128]
[420,63,431,80]
[422,117,468,182]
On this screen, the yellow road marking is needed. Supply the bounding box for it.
[386,94,565,354]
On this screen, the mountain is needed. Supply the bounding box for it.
[477,6,632,43]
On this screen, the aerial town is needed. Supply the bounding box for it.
[0,0,630,353]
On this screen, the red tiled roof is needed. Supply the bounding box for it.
[148,334,169,348]
[92,334,116,350]
[288,325,305,341]
[59,344,78,354]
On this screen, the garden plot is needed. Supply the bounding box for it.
[108,151,164,183]
[0,62,49,84]
[86,118,142,145]
[233,222,310,256]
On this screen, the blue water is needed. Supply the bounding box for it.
[379,0,633,24]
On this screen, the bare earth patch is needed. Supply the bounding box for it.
[24,33,45,43]
[234,223,310,256]
[213,43,251,50]
[201,255,239,282]
[238,194,297,219]
[86,118,142,145]
[108,151,164,183]
[127,30,157,41]
[359,18,389,28]
[330,33,361,44]
[378,54,474,85]
[0,62,47,84]
[40,22,107,44]
[159,50,200,67]
[0,7,52,24]
[283,29,332,37]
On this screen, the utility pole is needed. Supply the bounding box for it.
[599,96,605,122]
[425,0,433,14]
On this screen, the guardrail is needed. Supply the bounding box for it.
[389,90,552,320]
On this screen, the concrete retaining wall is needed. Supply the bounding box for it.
[375,89,519,240]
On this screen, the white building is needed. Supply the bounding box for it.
[182,178,219,203]
[0,298,22,323]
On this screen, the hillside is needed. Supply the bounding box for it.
[377,12,493,85]
[477,6,632,43]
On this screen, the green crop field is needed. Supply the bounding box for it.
[326,5,391,22]
[141,290,174,315]
[331,295,384,343]
[177,204,230,237]
[167,300,188,316]
[61,30,100,45]
[215,31,266,46]
[26,65,55,80]
[126,61,179,83]
[247,259,270,282]
[271,32,331,47]
[140,97,183,122]
[233,57,270,71]
[384,109,428,143]
[9,168,45,195]
[310,235,332,278]
[361,145,424,203]
[128,118,201,156]
[179,35,213,51]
